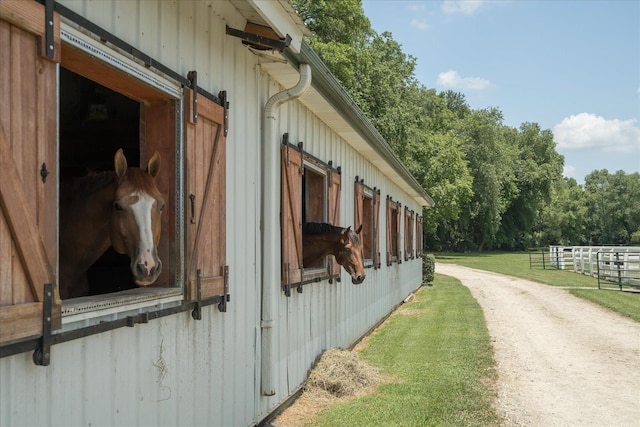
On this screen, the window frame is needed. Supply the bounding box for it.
[354,178,380,269]
[386,196,402,266]
[404,207,415,261]
[281,138,341,292]
[58,25,186,326]
[416,214,424,257]
[0,2,230,356]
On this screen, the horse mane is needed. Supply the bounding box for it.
[302,222,344,235]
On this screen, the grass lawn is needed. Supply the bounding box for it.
[308,274,501,427]
[435,252,640,322]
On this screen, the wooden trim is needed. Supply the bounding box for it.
[0,302,42,343]
[0,0,60,42]
[62,44,169,103]
[184,90,228,300]
[281,144,304,286]
[373,191,380,268]
[0,126,54,302]
[328,170,341,277]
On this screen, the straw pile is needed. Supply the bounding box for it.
[272,348,381,426]
[305,347,380,398]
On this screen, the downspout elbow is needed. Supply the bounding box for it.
[264,63,312,119]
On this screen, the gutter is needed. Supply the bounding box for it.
[260,63,312,396]
[285,42,434,208]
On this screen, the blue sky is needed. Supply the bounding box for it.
[361,0,640,183]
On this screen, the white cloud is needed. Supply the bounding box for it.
[563,165,576,178]
[410,18,429,30]
[554,113,640,153]
[442,0,487,15]
[436,69,492,91]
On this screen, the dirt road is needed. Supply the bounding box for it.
[437,264,640,426]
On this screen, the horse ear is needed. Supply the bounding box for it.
[147,150,161,178]
[355,224,363,234]
[340,226,351,243]
[114,148,127,178]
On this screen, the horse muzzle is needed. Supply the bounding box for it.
[351,273,365,285]
[132,257,162,286]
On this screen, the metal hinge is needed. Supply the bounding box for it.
[187,70,198,123]
[33,283,53,366]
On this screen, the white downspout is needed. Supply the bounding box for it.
[261,63,311,396]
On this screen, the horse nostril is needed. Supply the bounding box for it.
[352,275,365,284]
[135,263,147,277]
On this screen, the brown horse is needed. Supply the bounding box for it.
[59,149,164,299]
[302,222,366,284]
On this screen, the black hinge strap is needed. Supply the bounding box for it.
[218,90,229,137]
[191,269,202,320]
[33,283,53,366]
[218,265,229,312]
[44,0,55,59]
[187,70,198,123]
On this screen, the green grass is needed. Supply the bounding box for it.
[309,274,500,427]
[435,252,640,321]
[569,289,640,322]
[435,252,599,288]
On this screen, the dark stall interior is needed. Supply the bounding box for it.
[59,67,140,296]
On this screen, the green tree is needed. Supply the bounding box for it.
[538,177,588,245]
[497,122,564,249]
[456,108,517,250]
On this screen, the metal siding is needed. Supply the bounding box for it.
[1,1,424,425]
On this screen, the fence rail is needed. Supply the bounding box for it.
[529,246,640,292]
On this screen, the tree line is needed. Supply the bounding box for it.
[292,0,640,250]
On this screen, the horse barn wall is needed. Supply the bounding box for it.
[0,1,425,426]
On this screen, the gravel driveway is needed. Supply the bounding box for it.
[437,264,640,427]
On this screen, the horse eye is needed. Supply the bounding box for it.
[159,202,165,211]
[114,202,124,211]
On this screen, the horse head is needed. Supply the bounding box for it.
[334,224,366,284]
[110,149,164,286]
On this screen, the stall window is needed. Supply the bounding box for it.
[57,31,182,314]
[281,139,341,288]
[354,178,380,268]
[0,2,229,349]
[404,207,414,261]
[386,197,402,266]
[416,214,424,257]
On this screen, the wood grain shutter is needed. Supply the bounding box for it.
[281,144,303,286]
[386,198,393,266]
[396,202,402,264]
[327,169,341,277]
[373,191,381,268]
[0,1,61,343]
[184,89,228,301]
[416,214,423,257]
[354,180,364,231]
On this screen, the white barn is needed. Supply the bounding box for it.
[0,1,433,425]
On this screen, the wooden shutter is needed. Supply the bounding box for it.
[281,144,303,286]
[416,214,423,257]
[396,202,402,264]
[184,89,228,301]
[0,2,61,343]
[327,169,341,277]
[354,180,364,230]
[386,198,393,266]
[373,191,381,268]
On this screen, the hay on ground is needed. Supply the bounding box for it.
[305,347,380,398]
[272,347,382,427]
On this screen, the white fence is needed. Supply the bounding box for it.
[548,245,640,289]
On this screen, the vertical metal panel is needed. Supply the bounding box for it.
[1,1,424,426]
